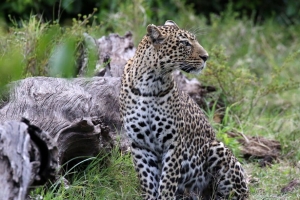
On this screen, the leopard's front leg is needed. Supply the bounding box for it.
[131,143,161,200]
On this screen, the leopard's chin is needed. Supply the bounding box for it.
[180,62,205,74]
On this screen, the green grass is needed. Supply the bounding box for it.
[246,162,300,200]
[29,150,141,200]
[1,1,300,199]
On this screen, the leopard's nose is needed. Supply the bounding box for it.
[200,55,209,62]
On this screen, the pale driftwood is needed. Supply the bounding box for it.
[95,32,136,77]
[0,119,57,200]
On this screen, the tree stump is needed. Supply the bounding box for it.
[0,119,57,200]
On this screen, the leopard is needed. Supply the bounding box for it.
[119,20,249,200]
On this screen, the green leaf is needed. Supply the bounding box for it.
[48,37,76,78]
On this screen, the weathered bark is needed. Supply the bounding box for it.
[0,119,57,200]
[79,32,136,77]
[95,32,136,77]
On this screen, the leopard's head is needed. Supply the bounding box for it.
[145,20,208,74]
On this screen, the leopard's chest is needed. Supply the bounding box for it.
[123,93,179,154]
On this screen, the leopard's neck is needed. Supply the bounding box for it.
[128,45,177,97]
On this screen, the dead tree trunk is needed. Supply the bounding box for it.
[0,77,121,165]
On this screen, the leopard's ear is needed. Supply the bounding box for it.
[164,20,179,30]
[147,24,168,47]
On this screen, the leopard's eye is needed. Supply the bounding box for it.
[180,40,191,46]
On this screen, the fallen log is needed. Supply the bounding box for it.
[0,76,121,166]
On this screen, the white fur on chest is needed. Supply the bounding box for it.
[123,94,177,154]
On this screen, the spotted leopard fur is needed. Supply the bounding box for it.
[119,20,249,200]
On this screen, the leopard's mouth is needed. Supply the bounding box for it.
[180,61,205,74]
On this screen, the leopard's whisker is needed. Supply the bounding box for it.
[188,27,208,36]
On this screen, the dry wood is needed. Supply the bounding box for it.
[0,77,122,164]
[0,119,57,200]
[227,131,282,165]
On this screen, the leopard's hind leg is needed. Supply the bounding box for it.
[207,141,249,200]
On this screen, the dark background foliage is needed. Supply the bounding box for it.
[188,0,300,24]
[1,0,300,26]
